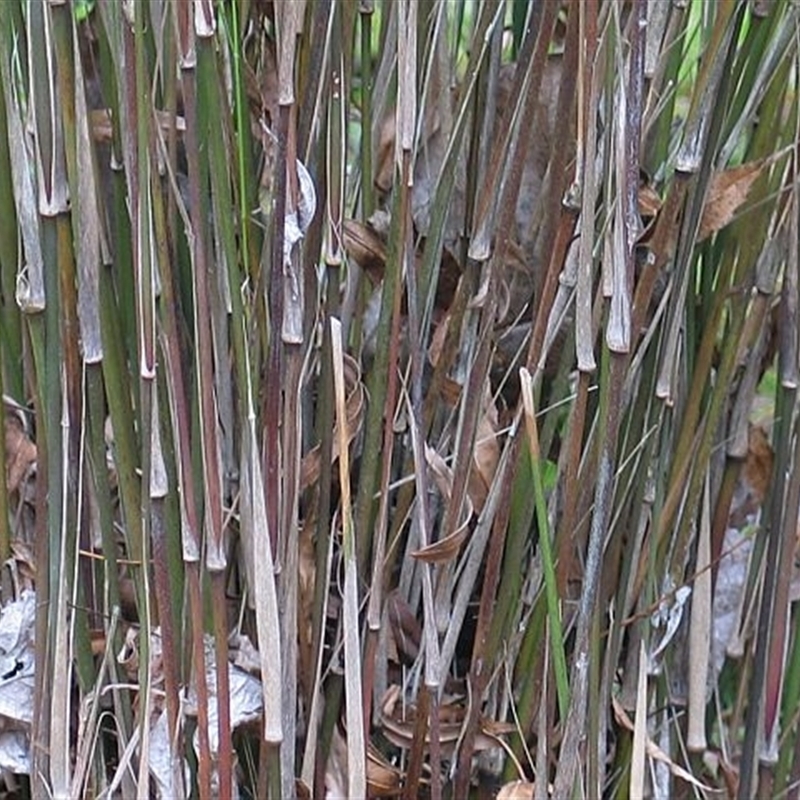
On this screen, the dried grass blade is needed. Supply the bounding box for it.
[1,23,45,313]
[630,642,648,799]
[50,373,72,800]
[245,425,283,743]
[68,21,102,363]
[687,476,712,752]
[574,0,599,373]
[331,317,366,797]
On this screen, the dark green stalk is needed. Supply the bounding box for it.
[128,5,157,792]
[780,609,800,795]
[655,6,746,556]
[359,1,375,218]
[0,20,23,409]
[761,390,800,784]
[521,374,569,720]
[179,7,232,796]
[417,0,502,351]
[553,345,626,797]
[454,3,561,794]
[353,184,403,574]
[148,168,184,775]
[226,0,252,274]
[738,384,797,798]
[0,33,15,549]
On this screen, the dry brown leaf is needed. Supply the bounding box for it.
[729,424,773,527]
[638,181,662,218]
[4,415,36,494]
[612,697,713,791]
[322,722,403,797]
[379,685,513,756]
[366,744,403,797]
[344,218,463,315]
[410,526,471,563]
[343,218,387,285]
[467,384,500,514]
[428,312,450,367]
[297,521,317,694]
[9,541,36,589]
[698,159,768,241]
[497,781,536,800]
[410,444,473,563]
[387,590,422,664]
[743,424,772,503]
[90,108,186,143]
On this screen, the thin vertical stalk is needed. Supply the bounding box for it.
[178,3,231,796]
[520,369,569,719]
[453,3,560,794]
[332,317,367,798]
[359,0,375,218]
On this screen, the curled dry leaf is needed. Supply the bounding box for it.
[467,382,500,514]
[366,744,403,797]
[343,218,387,286]
[379,685,515,757]
[344,217,463,313]
[9,541,36,591]
[326,725,401,799]
[4,415,37,494]
[427,311,450,368]
[729,424,773,527]
[297,522,317,691]
[387,589,422,664]
[409,517,472,563]
[410,444,473,563]
[698,158,770,242]
[638,181,662,219]
[300,353,364,491]
[497,781,536,800]
[636,177,663,242]
[612,696,713,792]
[90,108,186,143]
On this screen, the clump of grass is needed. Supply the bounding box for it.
[0,1,797,798]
